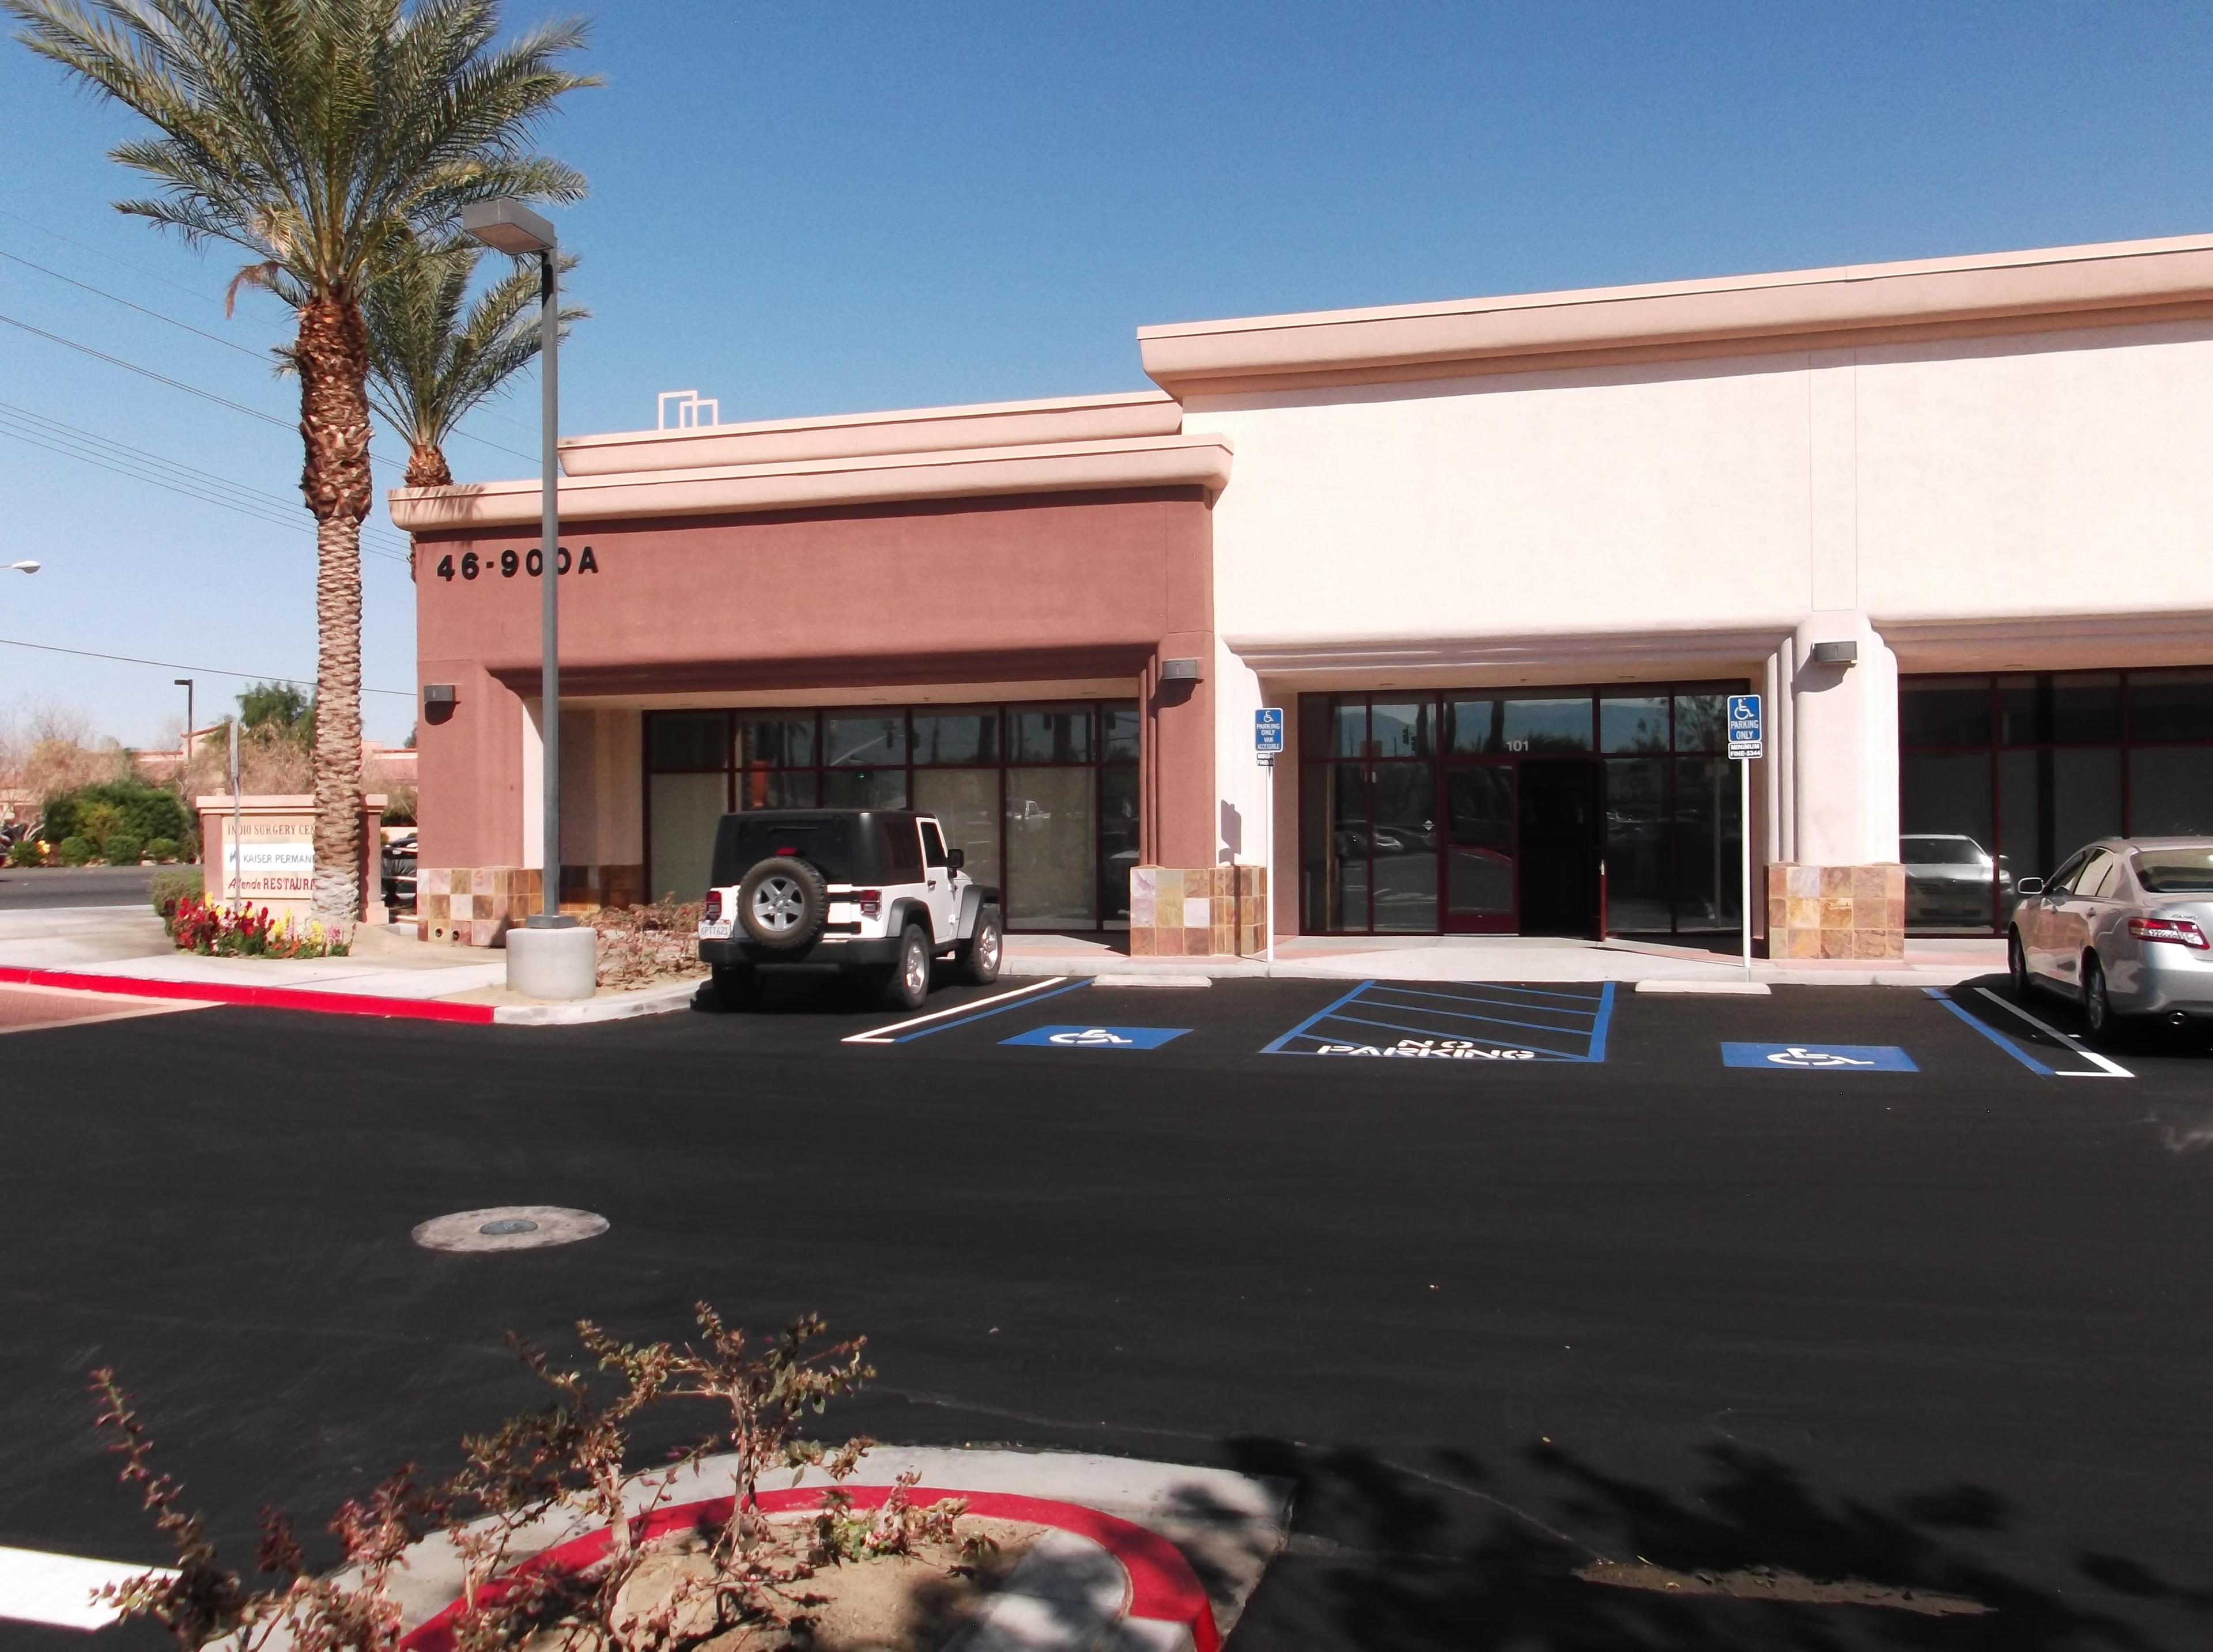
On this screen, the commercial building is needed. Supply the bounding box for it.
[395,232,2213,957]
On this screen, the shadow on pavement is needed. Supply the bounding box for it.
[1219,1436,2213,1650]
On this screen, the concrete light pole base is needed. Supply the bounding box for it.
[505,922,596,1001]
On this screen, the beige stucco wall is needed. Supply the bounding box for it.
[1187,315,2213,886]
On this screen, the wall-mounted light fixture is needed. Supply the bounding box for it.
[1809,640,1859,667]
[423,683,458,709]
[1159,657,1202,682]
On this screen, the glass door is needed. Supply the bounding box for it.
[1441,761,1516,933]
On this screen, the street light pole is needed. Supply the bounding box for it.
[462,200,567,927]
[173,678,193,773]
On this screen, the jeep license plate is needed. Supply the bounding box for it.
[699,918,734,940]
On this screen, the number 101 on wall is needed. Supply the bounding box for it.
[433,545,602,581]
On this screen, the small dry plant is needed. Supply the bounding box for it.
[590,895,705,989]
[90,1305,989,1651]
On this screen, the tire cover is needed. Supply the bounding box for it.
[736,855,829,950]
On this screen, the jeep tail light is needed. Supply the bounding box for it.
[2130,917,2208,949]
[856,888,881,918]
[704,890,723,921]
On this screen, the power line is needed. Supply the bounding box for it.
[0,400,414,560]
[0,209,553,450]
[0,634,413,697]
[0,309,422,471]
[0,246,271,361]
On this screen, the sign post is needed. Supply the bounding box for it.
[1256,709,1285,963]
[1727,693,1763,980]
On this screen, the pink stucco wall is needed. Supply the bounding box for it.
[414,488,1218,874]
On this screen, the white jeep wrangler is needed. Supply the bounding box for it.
[696,809,1003,1010]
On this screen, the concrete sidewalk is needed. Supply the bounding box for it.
[1004,931,2008,987]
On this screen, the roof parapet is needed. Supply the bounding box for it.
[1139,233,2213,395]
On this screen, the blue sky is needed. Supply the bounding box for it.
[2,1,2210,745]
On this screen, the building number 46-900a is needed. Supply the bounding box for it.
[433,546,601,580]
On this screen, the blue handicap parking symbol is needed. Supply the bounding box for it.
[1722,1042,1916,1072]
[1000,1025,1190,1050]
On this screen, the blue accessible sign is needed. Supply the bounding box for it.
[1722,1043,1916,1072]
[1727,693,1763,760]
[1001,1025,1191,1050]
[1255,708,1285,758]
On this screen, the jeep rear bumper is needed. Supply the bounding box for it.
[699,936,906,970]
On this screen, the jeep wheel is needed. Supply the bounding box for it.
[708,963,764,1011]
[737,856,829,950]
[882,922,931,1010]
[957,904,1003,985]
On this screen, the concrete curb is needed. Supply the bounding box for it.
[490,977,705,1025]
[1006,955,1997,988]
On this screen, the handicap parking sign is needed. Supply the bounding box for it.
[1727,693,1763,759]
[1722,1042,1916,1072]
[1001,1025,1190,1050]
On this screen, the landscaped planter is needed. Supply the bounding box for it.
[396,1481,1218,1652]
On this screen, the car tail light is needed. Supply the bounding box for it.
[2129,916,2208,949]
[704,891,722,921]
[856,889,881,918]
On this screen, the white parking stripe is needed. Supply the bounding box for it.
[1974,989,2133,1078]
[842,977,1072,1044]
[0,1544,172,1630]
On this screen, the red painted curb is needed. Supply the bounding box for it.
[0,965,497,1025]
[399,1485,1218,1652]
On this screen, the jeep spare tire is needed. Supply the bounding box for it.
[736,855,829,950]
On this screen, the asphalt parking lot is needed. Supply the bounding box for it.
[4,973,2212,1649]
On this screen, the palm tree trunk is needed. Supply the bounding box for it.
[295,293,372,924]
[405,443,454,489]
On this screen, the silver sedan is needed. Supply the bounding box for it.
[2008,837,2213,1038]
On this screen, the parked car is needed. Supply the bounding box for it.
[1901,832,2010,926]
[696,809,1002,1010]
[2007,837,2213,1037]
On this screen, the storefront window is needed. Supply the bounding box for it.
[644,701,1136,928]
[1899,670,2213,934]
[1301,684,1742,937]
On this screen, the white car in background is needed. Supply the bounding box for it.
[1901,833,2010,927]
[2008,838,2213,1038]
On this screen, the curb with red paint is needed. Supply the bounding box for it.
[398,1485,1218,1652]
[0,965,496,1025]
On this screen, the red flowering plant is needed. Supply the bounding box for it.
[163,894,349,959]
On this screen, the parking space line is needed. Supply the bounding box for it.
[1259,980,1376,1055]
[1263,980,1614,1063]
[1973,988,2133,1079]
[841,977,1089,1045]
[1924,988,2055,1075]
[0,1542,169,1630]
[1325,1010,1588,1059]
[1357,990,1600,1035]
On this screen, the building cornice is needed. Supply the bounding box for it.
[390,431,1232,534]
[1141,233,2213,395]
[558,388,1180,476]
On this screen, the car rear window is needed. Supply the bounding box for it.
[711,816,855,886]
[2133,849,2213,894]
[1903,836,1982,865]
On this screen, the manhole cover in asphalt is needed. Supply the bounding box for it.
[411,1205,607,1253]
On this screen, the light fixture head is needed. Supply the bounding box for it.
[7,559,39,574]
[461,199,557,256]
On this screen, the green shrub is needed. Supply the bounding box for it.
[55,836,93,866]
[43,780,192,859]
[143,836,180,862]
[5,838,40,868]
[149,867,202,917]
[104,831,144,865]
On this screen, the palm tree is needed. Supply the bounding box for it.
[365,236,585,489]
[6,0,595,921]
